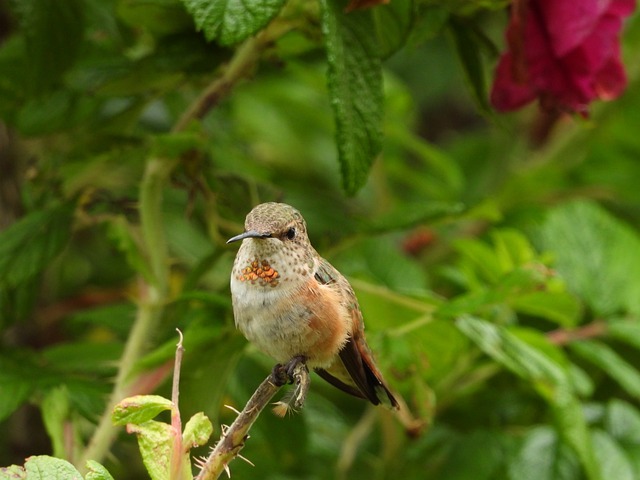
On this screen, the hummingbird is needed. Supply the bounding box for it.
[227,202,398,409]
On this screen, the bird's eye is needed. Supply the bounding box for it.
[285,227,296,240]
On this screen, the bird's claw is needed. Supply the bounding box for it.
[271,355,307,386]
[285,355,307,382]
[270,364,289,386]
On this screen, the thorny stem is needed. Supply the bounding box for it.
[196,363,310,480]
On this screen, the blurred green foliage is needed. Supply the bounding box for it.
[1,0,640,479]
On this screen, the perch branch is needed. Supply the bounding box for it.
[195,362,310,480]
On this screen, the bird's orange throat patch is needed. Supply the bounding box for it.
[237,258,280,286]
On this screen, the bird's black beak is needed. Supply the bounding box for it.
[226,231,271,244]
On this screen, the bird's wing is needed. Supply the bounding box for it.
[314,257,398,408]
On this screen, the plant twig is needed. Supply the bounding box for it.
[546,321,607,346]
[170,329,186,480]
[173,19,293,134]
[196,363,310,480]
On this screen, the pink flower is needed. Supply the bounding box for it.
[490,0,636,115]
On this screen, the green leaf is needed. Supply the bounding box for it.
[321,0,383,195]
[16,90,99,135]
[0,464,26,479]
[18,456,83,480]
[605,399,640,444]
[183,411,213,449]
[507,426,581,480]
[449,18,490,113]
[364,201,465,233]
[151,131,204,159]
[453,237,503,286]
[42,342,122,375]
[371,1,415,58]
[85,461,115,480]
[539,201,640,316]
[180,0,286,45]
[491,228,536,272]
[15,0,85,94]
[552,392,601,480]
[510,291,581,327]
[437,430,508,480]
[112,395,173,426]
[0,204,74,289]
[570,340,640,398]
[456,316,601,479]
[117,0,192,36]
[41,386,71,459]
[0,376,32,422]
[106,216,154,282]
[592,429,636,480]
[608,319,640,351]
[455,316,568,387]
[127,421,174,480]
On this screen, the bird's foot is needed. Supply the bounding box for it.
[270,363,289,386]
[284,355,307,381]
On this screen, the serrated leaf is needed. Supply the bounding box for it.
[180,0,286,45]
[127,421,174,480]
[112,395,173,426]
[570,340,640,398]
[15,0,84,94]
[0,464,26,479]
[605,399,640,444]
[183,411,213,449]
[455,317,600,479]
[85,461,115,480]
[455,316,568,387]
[540,201,640,316]
[321,0,383,195]
[507,426,581,480]
[552,392,601,480]
[23,455,83,480]
[592,429,636,480]
[0,204,74,289]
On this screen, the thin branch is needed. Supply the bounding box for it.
[173,19,293,134]
[170,329,186,480]
[546,321,607,346]
[196,363,310,480]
